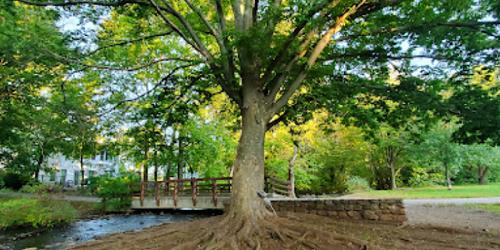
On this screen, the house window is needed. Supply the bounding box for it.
[60,169,67,185]
[50,172,56,181]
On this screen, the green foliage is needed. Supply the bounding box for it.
[0,170,5,189]
[91,173,141,211]
[19,183,62,194]
[0,198,77,229]
[407,167,444,187]
[1,172,31,190]
[346,176,371,192]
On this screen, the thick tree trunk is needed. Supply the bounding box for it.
[288,140,298,198]
[478,166,488,185]
[226,85,270,221]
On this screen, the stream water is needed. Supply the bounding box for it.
[0,211,219,250]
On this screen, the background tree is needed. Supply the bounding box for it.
[414,123,462,190]
[461,143,500,185]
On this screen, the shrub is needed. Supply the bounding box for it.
[20,183,62,194]
[93,172,140,212]
[408,167,444,187]
[346,176,370,192]
[0,170,5,189]
[2,172,30,190]
[0,198,77,229]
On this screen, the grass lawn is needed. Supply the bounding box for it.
[347,183,500,199]
[465,204,500,213]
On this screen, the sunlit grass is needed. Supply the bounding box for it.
[349,183,500,199]
[465,203,500,213]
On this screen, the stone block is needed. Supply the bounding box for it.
[347,211,362,219]
[362,211,379,220]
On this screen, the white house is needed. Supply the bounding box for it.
[38,151,121,187]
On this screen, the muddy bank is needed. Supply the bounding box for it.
[0,210,220,250]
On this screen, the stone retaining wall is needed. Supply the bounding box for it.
[270,198,406,224]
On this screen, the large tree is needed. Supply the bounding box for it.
[16,0,499,247]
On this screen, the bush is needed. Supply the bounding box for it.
[346,176,370,192]
[93,173,140,212]
[20,183,62,194]
[408,167,444,187]
[0,198,77,229]
[2,172,30,190]
[0,170,5,189]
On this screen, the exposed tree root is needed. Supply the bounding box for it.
[73,212,500,250]
[164,209,370,250]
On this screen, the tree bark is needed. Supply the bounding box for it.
[389,161,396,190]
[80,150,84,187]
[226,85,270,221]
[386,147,397,190]
[177,135,184,190]
[478,166,488,185]
[35,150,44,181]
[143,138,149,182]
[153,145,158,182]
[444,162,452,190]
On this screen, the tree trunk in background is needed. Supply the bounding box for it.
[143,139,149,182]
[288,140,298,198]
[389,161,396,190]
[80,151,84,187]
[478,166,488,185]
[153,146,158,182]
[445,162,452,190]
[35,151,44,181]
[386,147,397,190]
[177,136,184,189]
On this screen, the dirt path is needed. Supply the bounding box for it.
[405,204,500,233]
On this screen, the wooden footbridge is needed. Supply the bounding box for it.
[131,176,292,210]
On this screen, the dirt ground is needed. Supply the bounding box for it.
[72,212,500,250]
[406,204,500,233]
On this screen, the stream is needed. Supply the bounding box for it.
[0,211,219,250]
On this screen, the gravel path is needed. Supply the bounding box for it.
[404,197,500,205]
[405,203,500,233]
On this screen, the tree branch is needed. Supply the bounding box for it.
[337,21,500,42]
[16,0,147,7]
[86,31,174,56]
[268,0,367,116]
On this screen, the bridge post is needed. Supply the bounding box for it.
[155,181,160,207]
[191,178,197,207]
[211,179,218,207]
[140,181,145,207]
[164,178,170,196]
[173,180,178,208]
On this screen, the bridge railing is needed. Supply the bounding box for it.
[265,175,293,197]
[137,177,232,208]
[135,175,292,208]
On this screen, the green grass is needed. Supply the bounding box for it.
[0,198,78,229]
[465,204,500,213]
[348,183,500,199]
